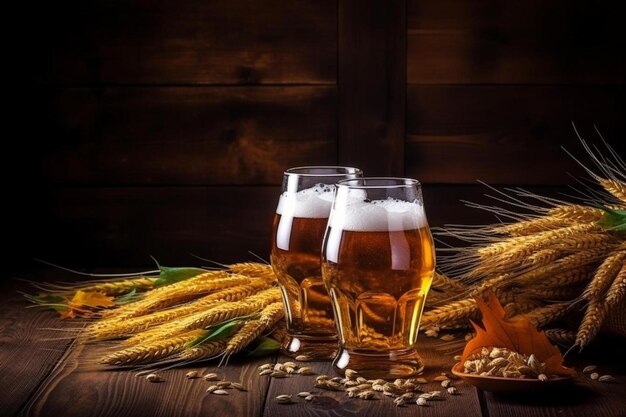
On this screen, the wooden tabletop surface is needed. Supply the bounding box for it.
[1,275,625,417]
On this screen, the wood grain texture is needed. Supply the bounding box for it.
[23,340,275,417]
[31,0,336,84]
[0,273,80,416]
[407,0,626,84]
[406,85,626,184]
[338,0,405,176]
[264,339,483,416]
[32,86,337,186]
[10,185,569,271]
[17,186,279,269]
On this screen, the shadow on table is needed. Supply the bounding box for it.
[485,381,596,406]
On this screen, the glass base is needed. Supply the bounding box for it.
[280,333,339,361]
[332,347,425,379]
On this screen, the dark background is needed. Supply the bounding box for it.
[7,0,626,272]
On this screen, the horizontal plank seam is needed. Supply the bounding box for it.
[407,83,626,87]
[32,82,338,88]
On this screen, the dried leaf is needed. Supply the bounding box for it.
[69,290,115,308]
[461,291,575,376]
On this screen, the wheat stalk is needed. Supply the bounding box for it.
[178,340,227,361]
[420,298,477,327]
[224,302,284,357]
[600,179,626,204]
[516,303,571,328]
[548,205,604,222]
[605,262,626,308]
[89,280,270,340]
[582,250,626,301]
[113,274,252,319]
[576,300,607,348]
[100,329,206,366]
[181,287,282,331]
[432,272,467,294]
[544,328,576,345]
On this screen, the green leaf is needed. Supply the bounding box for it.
[115,289,138,305]
[23,293,70,313]
[186,320,242,348]
[598,208,626,233]
[154,266,207,287]
[247,337,280,357]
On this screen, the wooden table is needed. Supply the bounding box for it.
[2,277,625,417]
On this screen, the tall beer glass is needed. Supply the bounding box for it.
[322,178,435,378]
[271,166,362,359]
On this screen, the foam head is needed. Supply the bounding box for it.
[329,197,427,232]
[276,184,336,218]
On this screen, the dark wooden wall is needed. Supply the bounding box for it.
[9,0,625,270]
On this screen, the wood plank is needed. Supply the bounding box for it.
[31,0,336,84]
[406,85,626,184]
[15,186,280,269]
[23,337,275,417]
[263,338,483,416]
[338,0,406,176]
[0,273,78,416]
[407,0,626,84]
[8,185,571,270]
[32,86,337,186]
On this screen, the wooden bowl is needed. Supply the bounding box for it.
[451,362,575,393]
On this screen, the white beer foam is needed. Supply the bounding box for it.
[330,198,427,232]
[276,184,336,218]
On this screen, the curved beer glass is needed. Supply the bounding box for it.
[321,178,435,378]
[271,166,362,359]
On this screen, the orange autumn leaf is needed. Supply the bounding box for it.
[461,291,575,376]
[59,290,115,319]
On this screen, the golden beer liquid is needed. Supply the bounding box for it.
[322,225,435,377]
[270,213,338,358]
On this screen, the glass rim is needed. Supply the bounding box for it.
[284,166,363,177]
[336,177,421,189]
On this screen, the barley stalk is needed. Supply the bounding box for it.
[576,300,607,348]
[420,298,477,327]
[178,340,227,361]
[100,271,234,319]
[527,266,595,288]
[89,280,270,340]
[113,274,252,319]
[517,303,571,328]
[600,179,626,204]
[181,287,282,330]
[523,286,582,301]
[100,329,206,365]
[479,223,600,259]
[432,272,467,294]
[583,250,625,301]
[605,262,626,308]
[74,276,157,296]
[494,217,571,237]
[548,205,604,222]
[543,328,576,345]
[224,302,284,356]
[229,263,276,281]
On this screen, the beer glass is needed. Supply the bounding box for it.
[321,178,435,378]
[271,166,363,359]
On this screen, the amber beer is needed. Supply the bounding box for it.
[322,178,435,378]
[270,167,362,359]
